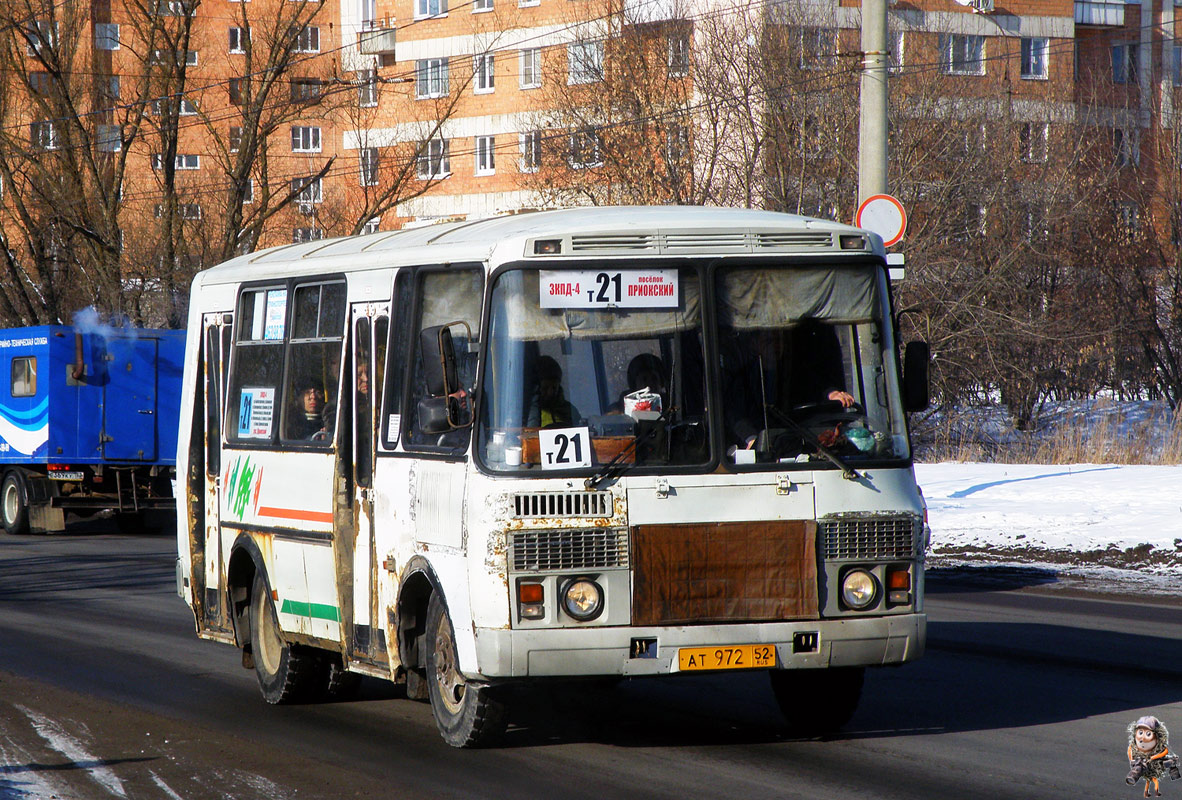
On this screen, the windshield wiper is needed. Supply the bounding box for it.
[584,424,659,491]
[765,406,862,481]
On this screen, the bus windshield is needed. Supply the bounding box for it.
[478,260,908,473]
[480,266,709,471]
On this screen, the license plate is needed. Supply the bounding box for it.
[48,471,84,481]
[678,644,777,672]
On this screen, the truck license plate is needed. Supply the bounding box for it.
[678,644,777,672]
[48,471,84,481]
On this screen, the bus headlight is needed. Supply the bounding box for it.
[561,578,604,621]
[841,569,878,610]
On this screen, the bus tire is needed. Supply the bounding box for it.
[1,471,30,536]
[249,572,322,704]
[769,666,864,735]
[425,593,507,748]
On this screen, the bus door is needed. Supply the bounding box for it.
[349,302,389,666]
[201,311,232,633]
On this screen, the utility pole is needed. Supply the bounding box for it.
[858,0,889,204]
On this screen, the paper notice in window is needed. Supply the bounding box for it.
[238,387,275,439]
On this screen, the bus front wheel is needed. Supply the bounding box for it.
[1,471,29,536]
[769,666,864,735]
[249,572,322,704]
[426,593,507,747]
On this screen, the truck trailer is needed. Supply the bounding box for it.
[0,325,183,534]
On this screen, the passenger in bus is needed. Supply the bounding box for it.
[526,356,581,429]
[289,378,327,440]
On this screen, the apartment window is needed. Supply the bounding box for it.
[229,78,248,105]
[941,34,985,76]
[156,0,196,16]
[293,227,325,243]
[1173,45,1182,84]
[290,78,323,102]
[241,178,254,204]
[475,135,495,175]
[417,138,450,178]
[103,75,121,101]
[1113,42,1137,84]
[1115,201,1140,236]
[520,48,541,89]
[293,27,320,53]
[95,23,120,50]
[416,58,449,98]
[1019,122,1048,163]
[291,176,323,203]
[889,30,904,74]
[152,98,198,115]
[26,21,56,56]
[28,72,51,95]
[473,0,492,10]
[474,53,494,93]
[668,30,689,77]
[151,49,198,66]
[152,154,201,169]
[291,126,321,152]
[569,127,602,168]
[415,0,446,18]
[229,27,250,53]
[97,124,121,153]
[156,203,202,219]
[1114,127,1139,167]
[31,122,57,150]
[229,126,243,152]
[361,217,380,235]
[1020,37,1048,79]
[519,0,538,7]
[568,41,603,85]
[519,130,542,172]
[799,27,836,70]
[665,123,688,163]
[357,69,378,107]
[360,147,380,185]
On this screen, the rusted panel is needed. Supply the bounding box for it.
[631,521,819,626]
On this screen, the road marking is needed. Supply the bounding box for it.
[17,705,128,798]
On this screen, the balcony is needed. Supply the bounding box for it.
[1075,1,1124,26]
[358,22,395,56]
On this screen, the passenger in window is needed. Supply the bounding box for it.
[526,356,581,429]
[289,378,326,439]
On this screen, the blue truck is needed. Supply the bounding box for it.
[0,325,184,534]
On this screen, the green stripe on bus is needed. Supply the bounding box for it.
[279,599,341,622]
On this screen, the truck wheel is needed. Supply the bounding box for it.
[249,572,322,704]
[1,471,29,536]
[425,593,507,747]
[769,666,864,735]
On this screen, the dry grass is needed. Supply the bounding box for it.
[914,404,1182,465]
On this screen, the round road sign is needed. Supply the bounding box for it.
[855,194,907,247]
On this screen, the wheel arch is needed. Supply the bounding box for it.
[397,556,447,676]
[227,533,266,650]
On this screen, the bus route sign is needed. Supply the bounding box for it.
[539,269,679,309]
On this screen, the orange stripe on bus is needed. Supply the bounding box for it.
[257,506,334,524]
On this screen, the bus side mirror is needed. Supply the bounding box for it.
[902,341,930,412]
[421,325,457,397]
[418,396,457,434]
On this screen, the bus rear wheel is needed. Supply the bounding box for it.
[1,471,29,536]
[769,666,864,735]
[426,593,507,748]
[249,572,322,704]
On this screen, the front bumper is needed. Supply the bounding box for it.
[472,613,925,678]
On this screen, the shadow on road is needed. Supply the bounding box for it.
[925,565,1061,593]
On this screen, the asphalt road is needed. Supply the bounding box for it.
[0,526,1179,800]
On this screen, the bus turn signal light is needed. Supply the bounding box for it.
[887,568,911,605]
[518,582,544,620]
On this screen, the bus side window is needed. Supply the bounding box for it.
[405,268,483,451]
[227,287,286,442]
[381,271,413,449]
[205,328,222,474]
[282,282,346,443]
[354,317,372,486]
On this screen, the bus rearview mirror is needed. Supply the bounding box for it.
[421,325,457,397]
[902,341,930,412]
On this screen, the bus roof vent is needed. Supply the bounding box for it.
[569,234,658,252]
[756,231,834,249]
[513,490,612,519]
[662,232,748,252]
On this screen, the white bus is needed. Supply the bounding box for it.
[176,206,931,747]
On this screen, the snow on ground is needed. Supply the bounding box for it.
[914,462,1182,595]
